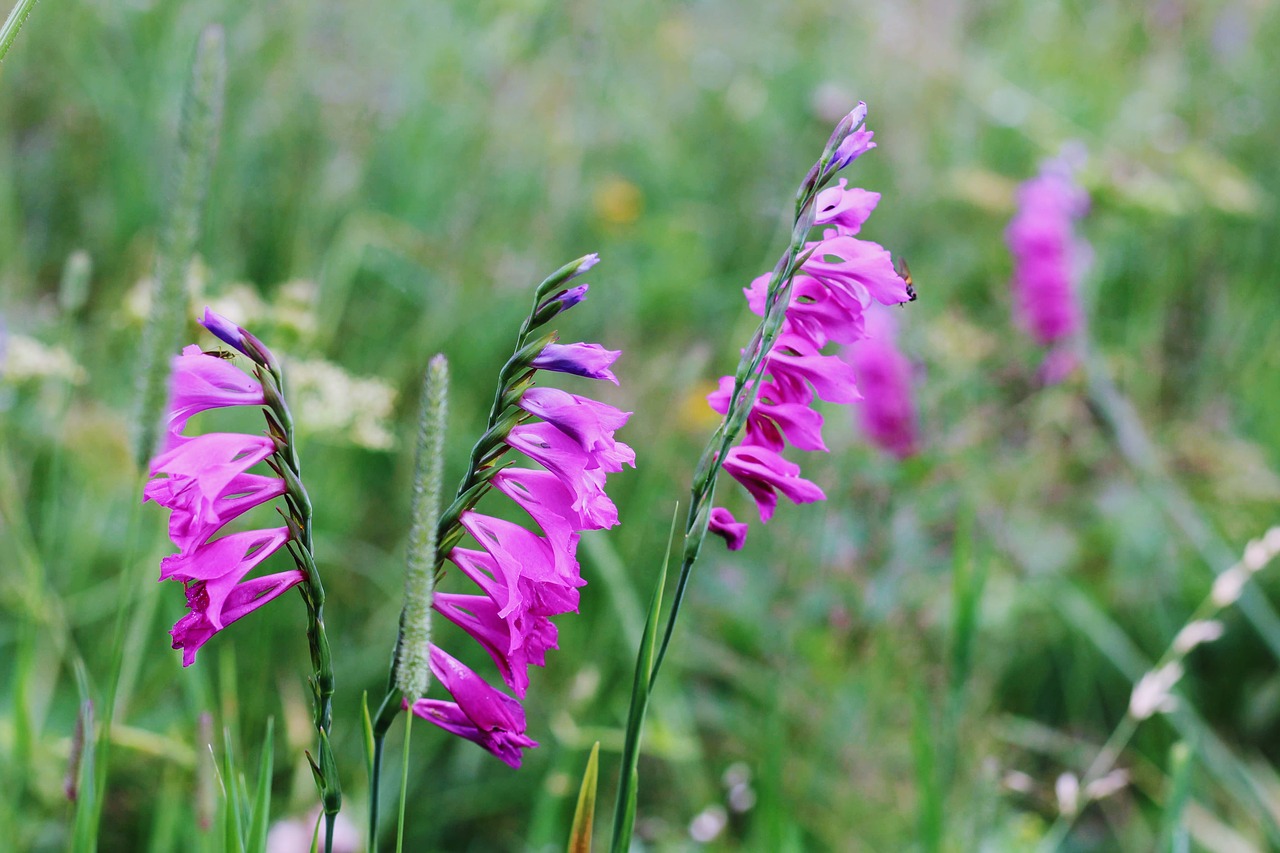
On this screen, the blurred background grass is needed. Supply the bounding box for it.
[2,0,1279,849]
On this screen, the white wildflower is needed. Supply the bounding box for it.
[1244,537,1274,573]
[688,805,728,843]
[1002,770,1035,794]
[1172,620,1225,655]
[1211,565,1249,608]
[1264,526,1280,555]
[1055,772,1080,817]
[3,335,87,384]
[1083,768,1129,802]
[1130,661,1183,720]
[286,358,397,451]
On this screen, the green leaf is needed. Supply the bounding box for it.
[568,742,600,853]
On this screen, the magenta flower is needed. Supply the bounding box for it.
[413,277,631,766]
[846,307,920,459]
[409,646,538,768]
[1006,158,1089,356]
[145,315,304,666]
[705,106,911,548]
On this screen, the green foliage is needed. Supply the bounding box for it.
[2,0,1280,850]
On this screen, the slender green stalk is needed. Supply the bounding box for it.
[0,0,38,64]
[370,355,449,849]
[395,714,412,853]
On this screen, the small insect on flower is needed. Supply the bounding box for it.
[896,259,917,304]
[202,348,238,360]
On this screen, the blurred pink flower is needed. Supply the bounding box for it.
[847,308,920,459]
[1006,159,1090,348]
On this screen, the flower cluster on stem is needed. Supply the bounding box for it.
[374,255,630,771]
[646,103,911,682]
[702,103,913,552]
[145,308,341,840]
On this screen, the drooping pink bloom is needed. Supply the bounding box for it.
[145,318,303,666]
[409,646,538,768]
[1006,159,1089,348]
[846,307,920,459]
[707,507,749,552]
[722,445,826,523]
[705,105,911,548]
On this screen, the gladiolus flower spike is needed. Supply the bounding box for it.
[144,309,342,831]
[703,103,912,552]
[397,254,631,768]
[648,103,911,689]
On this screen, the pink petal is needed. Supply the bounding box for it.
[158,527,291,629]
[708,507,749,551]
[723,445,826,522]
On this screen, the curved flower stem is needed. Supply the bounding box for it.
[367,687,402,851]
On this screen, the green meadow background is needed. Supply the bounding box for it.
[3,0,1279,849]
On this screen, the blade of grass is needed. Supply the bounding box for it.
[0,0,38,64]
[912,687,943,853]
[246,718,276,853]
[223,726,247,853]
[568,742,600,853]
[1158,741,1194,853]
[69,659,99,853]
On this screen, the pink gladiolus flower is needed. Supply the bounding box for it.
[409,646,538,768]
[146,334,302,666]
[1006,158,1089,349]
[170,569,305,667]
[706,104,912,548]
[847,308,920,459]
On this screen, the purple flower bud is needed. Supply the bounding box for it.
[199,308,247,354]
[531,342,620,384]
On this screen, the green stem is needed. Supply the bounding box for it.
[649,208,817,686]
[368,688,403,851]
[395,713,413,853]
[0,0,38,64]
